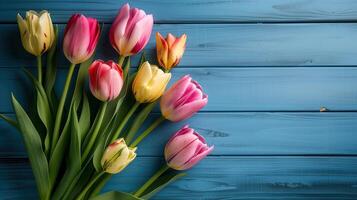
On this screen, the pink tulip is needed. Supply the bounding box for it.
[109,3,153,56]
[160,75,208,122]
[165,125,214,170]
[63,14,100,64]
[89,60,124,101]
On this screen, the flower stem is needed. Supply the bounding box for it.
[129,116,165,147]
[133,164,169,197]
[118,55,126,66]
[110,101,140,143]
[76,171,105,200]
[82,102,108,163]
[51,63,76,154]
[37,55,42,84]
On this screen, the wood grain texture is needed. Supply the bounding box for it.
[2,23,357,68]
[1,67,357,113]
[0,1,356,199]
[1,157,357,199]
[2,0,357,23]
[2,112,357,157]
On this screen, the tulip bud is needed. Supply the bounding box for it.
[101,138,137,174]
[165,125,213,170]
[17,10,55,56]
[88,60,124,102]
[156,32,187,71]
[109,3,153,56]
[63,14,100,64]
[132,61,171,103]
[160,75,208,122]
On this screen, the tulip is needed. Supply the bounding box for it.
[63,14,100,64]
[165,125,214,170]
[89,60,124,102]
[101,138,137,174]
[17,10,55,56]
[156,32,187,71]
[132,61,171,103]
[109,3,153,56]
[160,75,207,122]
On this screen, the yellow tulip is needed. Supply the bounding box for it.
[101,138,137,174]
[17,10,55,56]
[156,32,187,71]
[132,61,171,103]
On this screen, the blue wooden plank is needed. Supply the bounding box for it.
[2,0,357,23]
[1,67,357,113]
[2,112,357,157]
[1,157,357,199]
[2,23,357,68]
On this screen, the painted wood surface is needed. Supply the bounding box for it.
[3,23,357,68]
[1,157,357,199]
[1,67,357,113]
[0,0,357,199]
[2,0,357,23]
[2,112,357,157]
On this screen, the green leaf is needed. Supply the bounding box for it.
[91,191,143,200]
[11,94,50,200]
[48,108,71,187]
[0,113,17,128]
[125,102,156,144]
[87,173,112,198]
[45,25,58,101]
[92,135,105,171]
[140,171,186,199]
[79,92,91,142]
[23,69,52,126]
[69,105,82,173]
[45,25,59,114]
[62,160,95,200]
[51,106,81,200]
[23,69,53,155]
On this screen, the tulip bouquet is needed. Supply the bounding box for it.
[0,3,213,200]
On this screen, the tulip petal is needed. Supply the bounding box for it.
[164,127,195,161]
[110,4,130,53]
[171,97,208,122]
[89,60,123,101]
[166,33,176,48]
[180,145,214,170]
[87,17,100,56]
[124,8,146,37]
[128,15,153,54]
[161,75,191,109]
[168,139,202,170]
[156,32,169,68]
[63,14,91,63]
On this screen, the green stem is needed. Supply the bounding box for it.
[129,116,165,147]
[133,164,169,197]
[76,171,105,200]
[118,55,126,66]
[110,101,140,143]
[37,55,42,84]
[51,63,76,154]
[82,102,108,163]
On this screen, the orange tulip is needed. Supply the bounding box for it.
[156,32,187,71]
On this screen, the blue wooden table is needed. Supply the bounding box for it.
[1,0,357,199]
